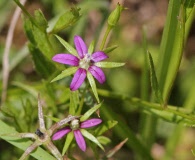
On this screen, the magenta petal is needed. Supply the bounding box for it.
[88,65,106,84]
[52,127,71,140]
[73,130,86,151]
[74,35,88,59]
[52,54,79,66]
[80,118,102,129]
[91,51,108,62]
[70,68,87,91]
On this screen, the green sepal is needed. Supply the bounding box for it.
[88,40,95,55]
[147,51,164,106]
[94,120,118,136]
[95,62,125,68]
[80,102,102,122]
[69,90,79,115]
[97,136,111,145]
[81,129,104,151]
[87,72,100,103]
[51,67,78,83]
[103,45,118,54]
[55,35,78,56]
[62,131,74,155]
[51,6,81,34]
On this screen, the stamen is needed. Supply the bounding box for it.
[70,119,80,130]
[79,54,91,69]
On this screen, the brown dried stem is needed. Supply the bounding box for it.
[1,0,27,104]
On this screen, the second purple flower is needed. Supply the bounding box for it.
[52,35,108,91]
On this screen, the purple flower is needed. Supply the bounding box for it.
[52,118,102,151]
[52,35,108,91]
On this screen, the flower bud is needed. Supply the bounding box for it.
[108,3,124,28]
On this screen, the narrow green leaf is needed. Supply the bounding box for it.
[95,62,125,68]
[88,40,95,55]
[0,120,55,160]
[97,136,111,145]
[87,72,100,103]
[69,90,79,115]
[55,35,77,56]
[80,102,102,122]
[81,129,104,151]
[147,51,164,106]
[103,45,118,54]
[51,67,78,83]
[157,0,188,102]
[62,132,74,155]
[51,6,81,34]
[94,120,118,136]
[29,43,56,79]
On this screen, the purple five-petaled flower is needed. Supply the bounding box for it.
[52,118,102,151]
[52,35,108,91]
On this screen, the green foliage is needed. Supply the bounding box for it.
[147,51,164,105]
[87,72,100,103]
[51,67,78,83]
[81,129,104,151]
[29,44,56,78]
[0,120,56,160]
[62,131,74,155]
[95,120,118,136]
[51,6,81,34]
[95,62,125,68]
[23,10,54,59]
[55,35,77,56]
[80,102,102,122]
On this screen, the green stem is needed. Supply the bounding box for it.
[99,26,112,50]
[13,0,44,32]
[97,89,195,121]
[138,27,156,159]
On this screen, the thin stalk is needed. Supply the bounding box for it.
[99,26,112,50]
[138,27,155,160]
[1,0,27,104]
[97,89,195,121]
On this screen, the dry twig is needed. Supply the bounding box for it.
[1,0,27,104]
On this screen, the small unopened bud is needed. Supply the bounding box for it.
[108,3,124,28]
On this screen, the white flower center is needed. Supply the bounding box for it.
[79,54,91,70]
[70,119,80,130]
